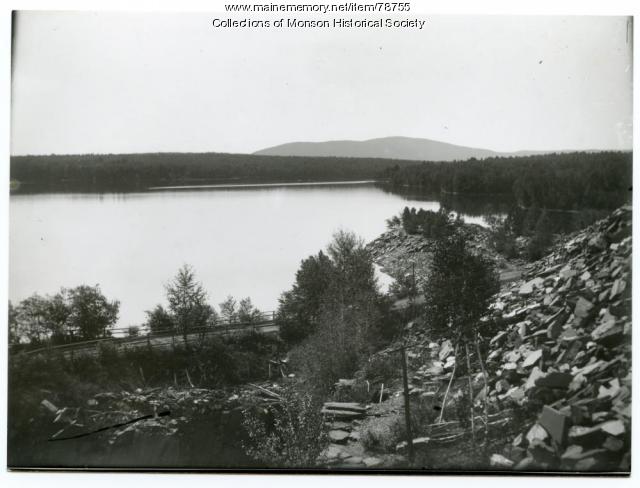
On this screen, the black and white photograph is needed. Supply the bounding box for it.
[2,0,636,478]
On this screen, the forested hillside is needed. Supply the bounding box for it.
[385,151,632,210]
[9,152,416,192]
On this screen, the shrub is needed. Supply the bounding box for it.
[390,396,438,440]
[360,414,402,452]
[242,385,328,467]
[362,353,401,384]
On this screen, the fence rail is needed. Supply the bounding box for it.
[10,311,278,357]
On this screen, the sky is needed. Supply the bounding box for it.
[10,12,633,155]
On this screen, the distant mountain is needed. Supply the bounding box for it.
[254,136,558,161]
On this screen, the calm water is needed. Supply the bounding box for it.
[10,182,489,328]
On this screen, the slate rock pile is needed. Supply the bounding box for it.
[40,382,283,446]
[481,206,632,472]
[367,222,505,291]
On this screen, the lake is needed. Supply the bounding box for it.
[10,182,491,328]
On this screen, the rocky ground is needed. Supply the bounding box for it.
[28,381,286,468]
[345,205,632,472]
[25,206,631,472]
[367,222,522,294]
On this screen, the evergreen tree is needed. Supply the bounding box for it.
[165,265,210,344]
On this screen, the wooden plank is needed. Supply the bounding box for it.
[323,402,366,413]
[320,408,366,419]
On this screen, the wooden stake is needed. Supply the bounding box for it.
[185,369,194,388]
[400,346,414,464]
[465,341,476,449]
[474,333,490,445]
[437,341,460,424]
[379,383,385,404]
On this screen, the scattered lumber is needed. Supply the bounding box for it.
[321,401,368,419]
[323,402,367,413]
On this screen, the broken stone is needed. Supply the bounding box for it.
[438,340,453,361]
[525,367,545,391]
[505,350,522,363]
[573,297,594,319]
[40,399,58,414]
[568,374,587,392]
[575,360,605,377]
[500,386,524,403]
[526,423,549,444]
[328,430,350,443]
[559,327,579,342]
[591,312,616,341]
[561,445,607,462]
[570,405,591,426]
[514,456,536,470]
[362,456,383,468]
[490,453,514,468]
[322,444,344,460]
[602,436,624,452]
[343,456,363,465]
[536,372,573,389]
[512,433,524,447]
[519,277,544,296]
[518,321,528,338]
[574,455,608,471]
[568,425,606,448]
[594,325,624,346]
[522,349,543,368]
[495,379,510,393]
[598,420,625,437]
[538,405,569,446]
[610,279,626,298]
[598,379,620,399]
[528,439,558,466]
[547,320,564,340]
[490,331,508,346]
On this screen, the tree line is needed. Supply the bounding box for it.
[385,151,631,210]
[9,285,119,347]
[10,152,418,192]
[11,151,631,214]
[9,265,264,349]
